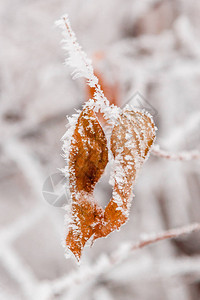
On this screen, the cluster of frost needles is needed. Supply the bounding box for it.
[1,1,200,299]
[55,13,200,268]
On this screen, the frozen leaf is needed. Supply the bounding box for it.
[65,107,155,261]
[66,105,108,261]
[57,15,156,262]
[93,108,156,240]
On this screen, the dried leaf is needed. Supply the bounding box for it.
[66,106,108,261]
[66,108,156,261]
[58,15,156,262]
[93,109,156,240]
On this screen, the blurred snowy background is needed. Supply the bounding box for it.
[1,0,200,299]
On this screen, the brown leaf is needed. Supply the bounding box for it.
[93,109,156,240]
[65,107,156,261]
[66,106,108,261]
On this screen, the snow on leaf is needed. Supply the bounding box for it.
[93,108,156,241]
[57,14,156,263]
[66,106,108,261]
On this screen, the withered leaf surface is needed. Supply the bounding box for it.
[59,15,156,262]
[66,106,108,261]
[93,109,156,240]
[66,107,156,261]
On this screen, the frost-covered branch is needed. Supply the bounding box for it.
[55,15,98,86]
[152,145,200,161]
[55,15,119,122]
[110,223,200,264]
[49,223,200,296]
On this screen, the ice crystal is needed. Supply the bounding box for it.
[57,15,156,262]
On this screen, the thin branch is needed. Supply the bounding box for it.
[49,223,200,296]
[55,15,120,123]
[152,145,200,161]
[110,223,200,264]
[57,15,98,86]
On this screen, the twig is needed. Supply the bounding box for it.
[55,15,120,123]
[152,145,200,161]
[110,223,200,263]
[49,223,200,295]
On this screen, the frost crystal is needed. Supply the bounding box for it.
[57,15,156,262]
